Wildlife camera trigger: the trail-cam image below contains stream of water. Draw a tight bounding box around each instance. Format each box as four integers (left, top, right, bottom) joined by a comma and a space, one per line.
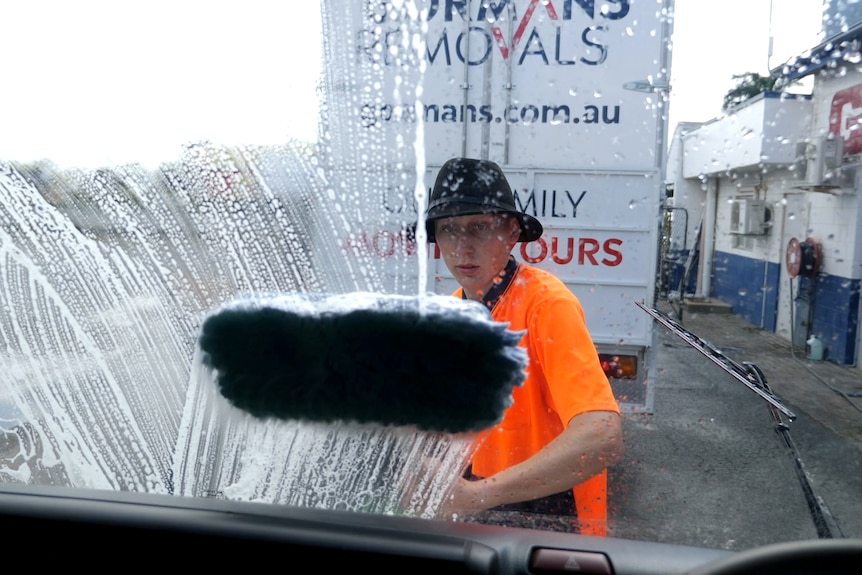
0, 140, 469, 518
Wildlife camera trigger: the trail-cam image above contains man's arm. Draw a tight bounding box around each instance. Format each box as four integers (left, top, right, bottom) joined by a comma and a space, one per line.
442, 410, 623, 515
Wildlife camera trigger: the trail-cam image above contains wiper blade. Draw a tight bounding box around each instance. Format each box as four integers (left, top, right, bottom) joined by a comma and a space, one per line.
638, 303, 846, 538
636, 302, 796, 421
743, 363, 843, 538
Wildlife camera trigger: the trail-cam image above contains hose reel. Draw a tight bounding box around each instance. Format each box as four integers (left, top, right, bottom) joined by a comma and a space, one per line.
785, 237, 820, 279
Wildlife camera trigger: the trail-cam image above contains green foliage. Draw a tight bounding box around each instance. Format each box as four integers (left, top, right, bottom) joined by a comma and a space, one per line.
722, 72, 781, 111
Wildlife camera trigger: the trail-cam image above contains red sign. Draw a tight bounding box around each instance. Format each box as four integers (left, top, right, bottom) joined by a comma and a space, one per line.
518, 237, 623, 266
342, 230, 623, 268
830, 84, 862, 155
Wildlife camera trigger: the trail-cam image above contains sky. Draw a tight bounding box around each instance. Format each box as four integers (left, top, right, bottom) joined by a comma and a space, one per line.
0, 1, 322, 168
0, 0, 825, 169
669, 0, 823, 129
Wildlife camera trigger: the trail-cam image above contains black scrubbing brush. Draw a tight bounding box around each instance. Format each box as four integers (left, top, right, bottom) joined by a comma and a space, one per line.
198, 293, 527, 433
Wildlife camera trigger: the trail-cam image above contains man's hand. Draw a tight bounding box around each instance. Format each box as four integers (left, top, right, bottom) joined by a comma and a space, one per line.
447, 412, 622, 514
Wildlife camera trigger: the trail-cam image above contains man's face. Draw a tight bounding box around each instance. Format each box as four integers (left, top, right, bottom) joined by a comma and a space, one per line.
434, 213, 520, 301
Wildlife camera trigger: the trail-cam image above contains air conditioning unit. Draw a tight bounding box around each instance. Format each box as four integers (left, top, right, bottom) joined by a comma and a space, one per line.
731, 199, 768, 235
795, 135, 844, 187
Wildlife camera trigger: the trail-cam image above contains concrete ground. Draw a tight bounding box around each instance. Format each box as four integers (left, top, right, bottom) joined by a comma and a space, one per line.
670, 301, 862, 448
609, 301, 862, 550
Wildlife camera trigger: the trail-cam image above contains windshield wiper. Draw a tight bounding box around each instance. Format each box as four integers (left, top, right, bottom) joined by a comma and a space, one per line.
638, 302, 845, 539
636, 302, 795, 420
743, 362, 844, 539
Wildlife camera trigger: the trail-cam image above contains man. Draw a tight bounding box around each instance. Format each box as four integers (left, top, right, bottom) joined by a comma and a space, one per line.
426, 157, 622, 536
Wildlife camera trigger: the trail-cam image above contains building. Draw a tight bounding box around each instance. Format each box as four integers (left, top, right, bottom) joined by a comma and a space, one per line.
666, 8, 862, 365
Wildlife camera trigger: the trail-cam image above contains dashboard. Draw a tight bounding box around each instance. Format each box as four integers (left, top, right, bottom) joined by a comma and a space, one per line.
3, 484, 859, 574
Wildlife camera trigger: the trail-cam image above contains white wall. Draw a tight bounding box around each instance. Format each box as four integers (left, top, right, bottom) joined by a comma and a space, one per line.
681, 95, 812, 179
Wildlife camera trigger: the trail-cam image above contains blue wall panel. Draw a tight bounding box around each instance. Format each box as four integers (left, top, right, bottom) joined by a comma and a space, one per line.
713, 250, 859, 365
798, 274, 860, 365
712, 251, 780, 331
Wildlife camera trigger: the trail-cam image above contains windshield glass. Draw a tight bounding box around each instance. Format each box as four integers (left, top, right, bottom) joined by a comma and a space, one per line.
1, 0, 860, 551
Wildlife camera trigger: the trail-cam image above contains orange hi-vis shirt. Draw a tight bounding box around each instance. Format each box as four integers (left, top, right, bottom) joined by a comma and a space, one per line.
458, 261, 620, 536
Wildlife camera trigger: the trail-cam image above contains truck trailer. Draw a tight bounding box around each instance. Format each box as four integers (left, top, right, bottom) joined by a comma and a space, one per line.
315, 0, 673, 414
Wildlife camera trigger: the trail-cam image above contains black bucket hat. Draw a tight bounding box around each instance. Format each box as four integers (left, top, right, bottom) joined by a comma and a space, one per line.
423, 158, 542, 243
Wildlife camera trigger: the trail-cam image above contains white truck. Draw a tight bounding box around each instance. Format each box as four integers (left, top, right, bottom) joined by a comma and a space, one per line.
316, 0, 672, 414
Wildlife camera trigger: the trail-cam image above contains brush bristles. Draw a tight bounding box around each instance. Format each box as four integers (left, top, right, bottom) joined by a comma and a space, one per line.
198, 293, 527, 433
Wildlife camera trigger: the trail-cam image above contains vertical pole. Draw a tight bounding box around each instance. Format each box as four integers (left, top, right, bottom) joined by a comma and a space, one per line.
701, 177, 718, 298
